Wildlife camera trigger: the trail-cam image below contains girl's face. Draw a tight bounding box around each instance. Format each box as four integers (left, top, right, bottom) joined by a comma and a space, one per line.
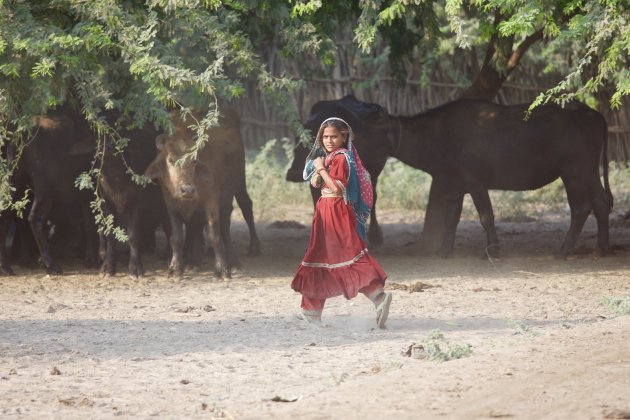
321, 126, 346, 153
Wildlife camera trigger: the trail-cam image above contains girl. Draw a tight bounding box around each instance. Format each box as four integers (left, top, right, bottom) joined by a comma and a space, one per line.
291, 117, 392, 328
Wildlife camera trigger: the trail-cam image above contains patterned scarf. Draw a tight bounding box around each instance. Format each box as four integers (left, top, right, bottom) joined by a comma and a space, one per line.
303, 117, 373, 240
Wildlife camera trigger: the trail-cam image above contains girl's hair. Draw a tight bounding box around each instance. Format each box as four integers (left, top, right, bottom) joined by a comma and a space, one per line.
316, 119, 350, 149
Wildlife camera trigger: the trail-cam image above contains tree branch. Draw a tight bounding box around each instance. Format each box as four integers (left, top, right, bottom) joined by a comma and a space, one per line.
507, 29, 544, 71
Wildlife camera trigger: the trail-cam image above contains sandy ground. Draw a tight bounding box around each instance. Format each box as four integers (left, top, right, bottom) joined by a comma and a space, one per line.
1, 206, 630, 419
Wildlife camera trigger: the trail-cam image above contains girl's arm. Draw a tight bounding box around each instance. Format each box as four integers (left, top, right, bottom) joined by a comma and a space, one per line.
317, 167, 340, 193
313, 155, 347, 193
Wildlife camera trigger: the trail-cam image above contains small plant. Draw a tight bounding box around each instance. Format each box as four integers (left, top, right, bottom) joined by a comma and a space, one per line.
508, 319, 539, 337
603, 296, 630, 316
403, 330, 472, 362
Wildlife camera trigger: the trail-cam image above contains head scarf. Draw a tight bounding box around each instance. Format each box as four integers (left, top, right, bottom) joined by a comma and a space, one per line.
303, 117, 373, 240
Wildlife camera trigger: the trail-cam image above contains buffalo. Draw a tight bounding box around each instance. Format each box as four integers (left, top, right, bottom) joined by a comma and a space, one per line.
145, 107, 261, 278
387, 99, 612, 258
6, 106, 99, 274
98, 124, 170, 277
288, 97, 612, 258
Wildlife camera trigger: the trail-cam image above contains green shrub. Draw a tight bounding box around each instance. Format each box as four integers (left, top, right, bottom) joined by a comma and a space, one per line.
375, 159, 431, 210
245, 138, 311, 221
508, 319, 539, 337
608, 162, 630, 211
603, 296, 630, 316
403, 330, 473, 362
420, 330, 472, 362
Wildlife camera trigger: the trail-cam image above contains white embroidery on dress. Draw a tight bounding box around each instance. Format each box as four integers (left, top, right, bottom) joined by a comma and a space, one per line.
301, 249, 368, 268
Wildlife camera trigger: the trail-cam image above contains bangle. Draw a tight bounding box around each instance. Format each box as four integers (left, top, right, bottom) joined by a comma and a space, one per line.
316, 167, 325, 175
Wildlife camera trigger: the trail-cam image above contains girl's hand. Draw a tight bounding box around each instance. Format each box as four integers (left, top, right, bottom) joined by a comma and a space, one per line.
310, 173, 322, 188
313, 157, 325, 170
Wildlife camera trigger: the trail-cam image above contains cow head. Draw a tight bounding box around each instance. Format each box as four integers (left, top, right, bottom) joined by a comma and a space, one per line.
145, 126, 200, 202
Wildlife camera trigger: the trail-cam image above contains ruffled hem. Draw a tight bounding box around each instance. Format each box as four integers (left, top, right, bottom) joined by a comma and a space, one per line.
291, 252, 387, 300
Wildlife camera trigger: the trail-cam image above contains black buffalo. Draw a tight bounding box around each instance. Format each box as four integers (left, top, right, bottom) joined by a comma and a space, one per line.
386, 99, 612, 258
288, 97, 612, 258
7, 106, 99, 274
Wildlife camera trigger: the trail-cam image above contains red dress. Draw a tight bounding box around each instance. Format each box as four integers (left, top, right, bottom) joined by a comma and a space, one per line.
291, 154, 387, 300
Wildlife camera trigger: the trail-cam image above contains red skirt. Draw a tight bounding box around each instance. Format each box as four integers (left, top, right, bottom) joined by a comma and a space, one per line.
291, 196, 387, 300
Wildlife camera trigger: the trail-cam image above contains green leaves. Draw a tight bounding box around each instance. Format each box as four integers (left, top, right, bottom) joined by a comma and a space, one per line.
0, 62, 19, 77
379, 2, 406, 25
31, 57, 56, 78
291, 0, 322, 17
75, 171, 95, 191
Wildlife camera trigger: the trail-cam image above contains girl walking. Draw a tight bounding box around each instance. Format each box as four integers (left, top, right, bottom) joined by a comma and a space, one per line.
291, 117, 392, 327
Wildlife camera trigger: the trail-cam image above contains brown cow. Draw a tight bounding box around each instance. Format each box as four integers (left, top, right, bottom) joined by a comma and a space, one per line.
145, 107, 260, 278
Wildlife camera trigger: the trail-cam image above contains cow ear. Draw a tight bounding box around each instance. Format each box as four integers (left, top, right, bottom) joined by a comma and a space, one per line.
155, 134, 167, 150
144, 160, 163, 180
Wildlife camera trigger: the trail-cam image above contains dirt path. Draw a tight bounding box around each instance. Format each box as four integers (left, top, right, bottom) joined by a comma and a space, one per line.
1, 209, 629, 419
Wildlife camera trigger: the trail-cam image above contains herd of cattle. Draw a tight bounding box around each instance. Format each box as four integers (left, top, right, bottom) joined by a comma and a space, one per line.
0, 105, 260, 278
288, 95, 613, 260
0, 95, 614, 278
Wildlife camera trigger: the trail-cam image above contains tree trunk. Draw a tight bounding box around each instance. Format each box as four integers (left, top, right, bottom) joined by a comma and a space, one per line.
459, 64, 507, 101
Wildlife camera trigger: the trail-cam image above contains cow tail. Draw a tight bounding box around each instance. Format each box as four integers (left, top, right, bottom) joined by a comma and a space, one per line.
602, 121, 613, 212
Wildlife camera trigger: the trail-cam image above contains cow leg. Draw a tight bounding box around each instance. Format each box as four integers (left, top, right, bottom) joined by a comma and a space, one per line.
28, 195, 61, 274
0, 212, 14, 275
80, 202, 99, 268
184, 212, 205, 269
590, 180, 611, 256
99, 230, 116, 277
469, 188, 500, 259
127, 207, 144, 278
14, 214, 38, 268
436, 190, 465, 258
204, 205, 230, 279
220, 196, 239, 269
98, 229, 106, 263
167, 211, 186, 277
367, 165, 385, 246
422, 181, 451, 254
160, 215, 172, 261
99, 203, 116, 276
556, 178, 592, 259
235, 184, 261, 256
